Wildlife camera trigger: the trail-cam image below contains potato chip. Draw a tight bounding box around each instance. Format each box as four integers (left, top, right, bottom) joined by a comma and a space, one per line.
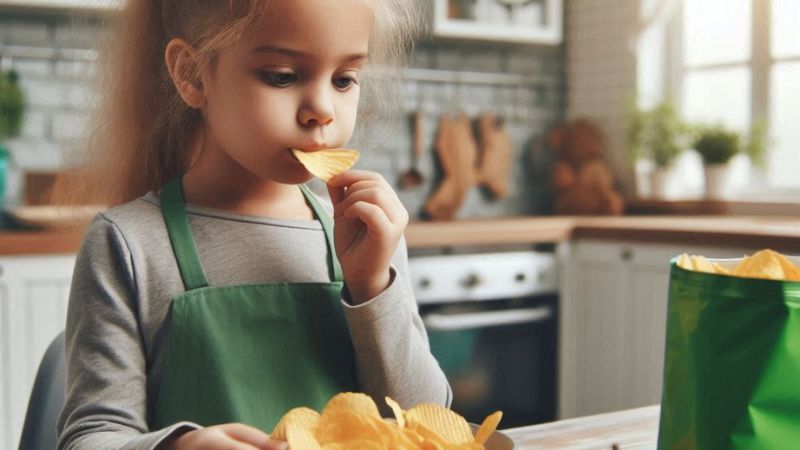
286, 423, 321, 450
677, 254, 692, 271
690, 255, 716, 274
321, 392, 381, 420
272, 407, 320, 441
292, 148, 359, 182
473, 411, 502, 445
712, 262, 731, 275
271, 392, 501, 449
405, 403, 474, 445
680, 249, 800, 281
316, 410, 386, 446
776, 253, 800, 281
385, 397, 407, 429
733, 249, 785, 280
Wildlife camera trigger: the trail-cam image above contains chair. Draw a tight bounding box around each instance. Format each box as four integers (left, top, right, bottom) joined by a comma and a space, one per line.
18, 331, 66, 450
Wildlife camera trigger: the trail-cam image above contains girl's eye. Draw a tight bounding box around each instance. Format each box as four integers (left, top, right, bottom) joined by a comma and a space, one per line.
333, 76, 357, 91
260, 71, 297, 87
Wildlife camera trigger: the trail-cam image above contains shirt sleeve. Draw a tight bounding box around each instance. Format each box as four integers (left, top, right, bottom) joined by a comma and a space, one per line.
56, 215, 202, 450
340, 235, 452, 413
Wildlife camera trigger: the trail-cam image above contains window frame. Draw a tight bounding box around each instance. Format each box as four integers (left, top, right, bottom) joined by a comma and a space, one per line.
671, 0, 800, 198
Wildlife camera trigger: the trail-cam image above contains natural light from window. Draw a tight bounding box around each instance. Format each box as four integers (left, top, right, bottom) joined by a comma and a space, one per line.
682, 0, 800, 193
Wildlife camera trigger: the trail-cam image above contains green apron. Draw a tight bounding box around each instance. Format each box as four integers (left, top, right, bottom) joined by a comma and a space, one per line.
151, 176, 359, 432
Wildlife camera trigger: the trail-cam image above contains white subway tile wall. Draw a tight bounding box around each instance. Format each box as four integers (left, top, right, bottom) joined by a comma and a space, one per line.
565, 0, 639, 193
1, 11, 565, 217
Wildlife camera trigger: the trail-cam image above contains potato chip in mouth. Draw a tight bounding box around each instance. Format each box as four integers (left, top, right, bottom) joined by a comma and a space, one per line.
291, 148, 359, 182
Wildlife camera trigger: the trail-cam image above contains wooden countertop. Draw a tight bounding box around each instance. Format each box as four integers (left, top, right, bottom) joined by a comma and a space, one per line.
406, 215, 800, 251
504, 405, 660, 449
2, 216, 800, 256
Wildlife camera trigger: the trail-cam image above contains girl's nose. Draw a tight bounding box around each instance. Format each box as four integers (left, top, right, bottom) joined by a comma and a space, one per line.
297, 86, 335, 127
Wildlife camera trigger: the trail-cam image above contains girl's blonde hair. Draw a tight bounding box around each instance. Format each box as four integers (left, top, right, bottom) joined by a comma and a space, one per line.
60, 0, 421, 206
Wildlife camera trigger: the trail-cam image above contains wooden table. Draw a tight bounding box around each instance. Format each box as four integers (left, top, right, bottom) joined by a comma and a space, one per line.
503, 406, 660, 449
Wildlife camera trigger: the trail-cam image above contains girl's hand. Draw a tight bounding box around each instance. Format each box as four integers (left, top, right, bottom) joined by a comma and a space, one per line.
327, 170, 409, 304
159, 423, 287, 450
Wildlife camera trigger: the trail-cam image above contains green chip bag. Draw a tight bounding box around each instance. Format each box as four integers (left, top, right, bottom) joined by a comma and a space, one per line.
658, 255, 800, 450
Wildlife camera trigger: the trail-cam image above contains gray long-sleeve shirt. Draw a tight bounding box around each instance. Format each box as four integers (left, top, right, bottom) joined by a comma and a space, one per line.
56, 190, 451, 450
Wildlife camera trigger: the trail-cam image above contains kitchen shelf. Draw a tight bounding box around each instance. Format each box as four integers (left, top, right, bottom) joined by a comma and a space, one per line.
433, 0, 563, 45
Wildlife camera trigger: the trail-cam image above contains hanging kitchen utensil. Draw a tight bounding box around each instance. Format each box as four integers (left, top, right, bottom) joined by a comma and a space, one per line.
398, 110, 425, 189
424, 113, 477, 221
476, 113, 512, 199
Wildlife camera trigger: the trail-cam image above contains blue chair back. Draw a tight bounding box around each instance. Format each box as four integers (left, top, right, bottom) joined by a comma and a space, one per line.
18, 331, 65, 450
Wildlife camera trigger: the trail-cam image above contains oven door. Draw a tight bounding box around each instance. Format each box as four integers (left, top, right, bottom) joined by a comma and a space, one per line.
421, 295, 557, 428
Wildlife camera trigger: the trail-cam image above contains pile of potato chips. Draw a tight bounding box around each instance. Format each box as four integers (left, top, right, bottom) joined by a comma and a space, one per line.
271, 392, 502, 449
677, 249, 800, 281
292, 148, 360, 182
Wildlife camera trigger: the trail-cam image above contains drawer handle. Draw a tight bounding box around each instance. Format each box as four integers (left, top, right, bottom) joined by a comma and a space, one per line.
422, 306, 553, 331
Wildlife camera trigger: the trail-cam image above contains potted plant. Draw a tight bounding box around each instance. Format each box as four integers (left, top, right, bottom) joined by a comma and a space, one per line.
0, 68, 25, 209
693, 125, 741, 199
743, 119, 769, 189
626, 100, 686, 198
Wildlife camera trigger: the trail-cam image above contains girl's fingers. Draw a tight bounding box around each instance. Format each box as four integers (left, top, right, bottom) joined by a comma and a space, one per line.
221, 423, 275, 449
343, 201, 393, 236
327, 169, 384, 187
335, 187, 405, 225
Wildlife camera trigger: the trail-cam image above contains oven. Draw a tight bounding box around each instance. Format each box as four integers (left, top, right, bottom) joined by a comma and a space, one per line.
409, 250, 558, 428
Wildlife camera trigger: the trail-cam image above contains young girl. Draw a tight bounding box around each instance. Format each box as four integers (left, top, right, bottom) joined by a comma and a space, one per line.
56, 1, 451, 449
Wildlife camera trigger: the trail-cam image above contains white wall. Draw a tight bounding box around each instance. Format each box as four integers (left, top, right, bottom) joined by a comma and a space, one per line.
565, 0, 640, 194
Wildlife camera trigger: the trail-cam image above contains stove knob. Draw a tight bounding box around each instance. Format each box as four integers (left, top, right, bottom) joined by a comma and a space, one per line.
419, 277, 432, 289
462, 273, 482, 288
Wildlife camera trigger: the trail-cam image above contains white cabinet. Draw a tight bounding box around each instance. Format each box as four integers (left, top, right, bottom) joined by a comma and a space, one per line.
557, 239, 758, 419
0, 254, 75, 450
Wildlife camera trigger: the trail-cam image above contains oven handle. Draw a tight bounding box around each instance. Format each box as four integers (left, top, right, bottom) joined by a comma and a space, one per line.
422, 306, 553, 331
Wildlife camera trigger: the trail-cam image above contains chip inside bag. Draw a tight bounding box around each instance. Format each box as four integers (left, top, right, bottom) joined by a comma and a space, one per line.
292, 148, 360, 182
677, 249, 800, 281
271, 392, 503, 449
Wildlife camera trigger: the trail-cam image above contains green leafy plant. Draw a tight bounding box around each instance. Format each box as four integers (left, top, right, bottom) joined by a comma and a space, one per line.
693, 125, 741, 165
0, 69, 24, 141
744, 118, 768, 169
626, 99, 687, 168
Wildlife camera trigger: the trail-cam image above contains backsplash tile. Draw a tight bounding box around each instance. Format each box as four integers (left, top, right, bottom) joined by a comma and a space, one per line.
0, 10, 564, 217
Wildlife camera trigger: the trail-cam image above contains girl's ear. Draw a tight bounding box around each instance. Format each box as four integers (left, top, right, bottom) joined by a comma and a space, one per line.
165, 38, 205, 108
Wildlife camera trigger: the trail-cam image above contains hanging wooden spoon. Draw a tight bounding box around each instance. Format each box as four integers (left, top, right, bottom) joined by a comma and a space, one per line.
398, 110, 425, 189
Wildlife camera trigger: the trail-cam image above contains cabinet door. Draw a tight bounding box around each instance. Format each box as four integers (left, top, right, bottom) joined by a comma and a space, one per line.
0, 254, 75, 450
558, 240, 756, 419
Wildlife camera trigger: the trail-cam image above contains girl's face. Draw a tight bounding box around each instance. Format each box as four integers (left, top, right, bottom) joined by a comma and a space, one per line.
199, 0, 373, 184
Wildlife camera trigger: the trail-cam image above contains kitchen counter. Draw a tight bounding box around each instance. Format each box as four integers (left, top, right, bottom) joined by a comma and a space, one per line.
505, 405, 659, 449
2, 215, 800, 255
405, 215, 800, 251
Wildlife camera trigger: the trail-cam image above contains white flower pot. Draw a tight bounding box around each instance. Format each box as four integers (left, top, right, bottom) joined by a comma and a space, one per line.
652, 166, 673, 199
704, 163, 731, 199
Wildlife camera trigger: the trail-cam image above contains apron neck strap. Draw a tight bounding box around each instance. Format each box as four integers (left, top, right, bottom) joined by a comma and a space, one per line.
299, 184, 343, 283
160, 176, 210, 291
160, 176, 343, 290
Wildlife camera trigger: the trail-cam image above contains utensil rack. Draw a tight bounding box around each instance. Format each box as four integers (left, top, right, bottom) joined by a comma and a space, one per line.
404, 67, 553, 87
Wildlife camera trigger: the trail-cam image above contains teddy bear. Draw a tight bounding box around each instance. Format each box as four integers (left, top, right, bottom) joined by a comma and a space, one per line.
548, 118, 625, 215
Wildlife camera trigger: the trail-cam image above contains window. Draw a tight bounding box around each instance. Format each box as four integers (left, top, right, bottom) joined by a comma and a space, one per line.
637, 0, 799, 197
680, 0, 800, 194
769, 0, 800, 189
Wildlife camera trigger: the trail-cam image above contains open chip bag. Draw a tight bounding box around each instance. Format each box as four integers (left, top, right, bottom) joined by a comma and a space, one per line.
658, 250, 800, 449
